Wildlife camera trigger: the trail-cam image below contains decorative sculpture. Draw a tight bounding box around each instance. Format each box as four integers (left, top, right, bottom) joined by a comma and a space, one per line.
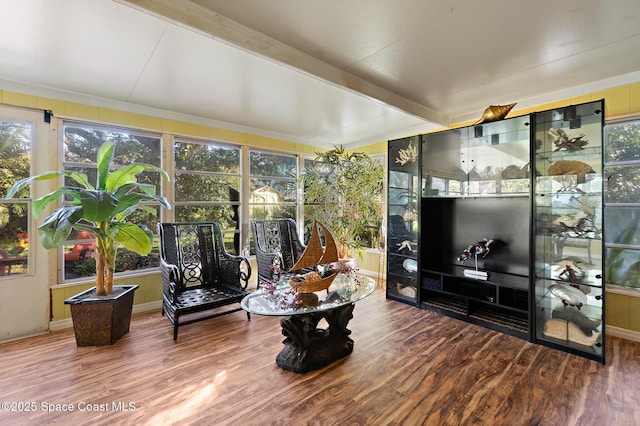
458, 238, 495, 280
288, 220, 339, 293
395, 143, 418, 166
548, 160, 594, 185
474, 103, 517, 124
548, 128, 589, 151
457, 239, 494, 264
549, 283, 588, 309
543, 318, 601, 347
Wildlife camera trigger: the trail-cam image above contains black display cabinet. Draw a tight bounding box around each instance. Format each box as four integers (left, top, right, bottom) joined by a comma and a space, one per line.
387, 136, 420, 305
387, 101, 605, 363
532, 100, 605, 363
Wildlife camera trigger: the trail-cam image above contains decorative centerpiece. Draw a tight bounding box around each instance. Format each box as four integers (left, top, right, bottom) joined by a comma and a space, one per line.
288, 220, 340, 293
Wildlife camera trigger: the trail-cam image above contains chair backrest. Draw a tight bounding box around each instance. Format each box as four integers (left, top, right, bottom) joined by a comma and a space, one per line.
251, 219, 306, 281
158, 222, 226, 288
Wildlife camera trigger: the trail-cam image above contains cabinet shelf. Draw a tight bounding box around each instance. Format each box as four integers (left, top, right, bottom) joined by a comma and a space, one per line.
421, 292, 529, 339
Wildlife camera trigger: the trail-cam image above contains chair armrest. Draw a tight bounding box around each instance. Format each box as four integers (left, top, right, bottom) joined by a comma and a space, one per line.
160, 258, 181, 303
219, 253, 252, 290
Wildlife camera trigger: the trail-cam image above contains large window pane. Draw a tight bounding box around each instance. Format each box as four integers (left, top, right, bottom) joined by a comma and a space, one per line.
249, 150, 297, 219
174, 205, 236, 230
175, 175, 240, 202
65, 125, 160, 166
604, 118, 640, 288
250, 151, 296, 177
606, 247, 640, 287
605, 207, 640, 246
175, 141, 240, 173
174, 140, 241, 254
0, 119, 32, 277
605, 167, 640, 203
62, 122, 162, 281
0, 202, 29, 276
605, 121, 640, 163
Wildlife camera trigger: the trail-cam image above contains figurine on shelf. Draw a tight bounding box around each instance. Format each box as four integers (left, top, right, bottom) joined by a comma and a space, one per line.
457, 239, 494, 264
555, 257, 586, 281
396, 240, 413, 253
395, 143, 418, 166
549, 283, 587, 310
543, 318, 601, 347
548, 128, 589, 151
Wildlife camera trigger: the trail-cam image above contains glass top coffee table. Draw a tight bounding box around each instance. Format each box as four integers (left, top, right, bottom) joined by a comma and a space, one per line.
241, 273, 376, 373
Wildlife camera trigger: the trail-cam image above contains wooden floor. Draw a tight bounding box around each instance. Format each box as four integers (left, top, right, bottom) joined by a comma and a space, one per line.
1, 288, 639, 426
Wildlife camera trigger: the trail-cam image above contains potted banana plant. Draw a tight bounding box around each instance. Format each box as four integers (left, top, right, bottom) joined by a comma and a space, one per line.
6, 141, 170, 345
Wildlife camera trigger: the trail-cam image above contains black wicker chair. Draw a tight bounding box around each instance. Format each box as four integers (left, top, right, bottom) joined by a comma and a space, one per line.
158, 222, 251, 340
251, 219, 310, 287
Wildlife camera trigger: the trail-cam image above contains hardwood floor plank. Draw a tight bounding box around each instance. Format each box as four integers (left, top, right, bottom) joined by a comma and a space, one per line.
1, 289, 639, 425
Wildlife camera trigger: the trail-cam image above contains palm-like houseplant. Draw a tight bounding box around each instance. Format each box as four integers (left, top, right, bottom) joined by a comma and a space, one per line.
7, 141, 170, 296
7, 141, 170, 346
302, 145, 384, 259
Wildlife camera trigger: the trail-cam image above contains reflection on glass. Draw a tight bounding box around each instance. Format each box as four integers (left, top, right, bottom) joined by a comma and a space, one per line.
605, 248, 640, 287
64, 244, 160, 281
250, 151, 297, 177
0, 202, 29, 277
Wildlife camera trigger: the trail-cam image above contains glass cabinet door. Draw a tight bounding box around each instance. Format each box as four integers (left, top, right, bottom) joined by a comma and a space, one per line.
387, 136, 420, 304
422, 116, 530, 197
533, 100, 605, 362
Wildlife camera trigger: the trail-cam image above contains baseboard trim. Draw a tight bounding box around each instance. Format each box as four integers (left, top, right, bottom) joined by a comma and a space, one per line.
606, 325, 640, 343
44, 295, 640, 344
49, 300, 162, 331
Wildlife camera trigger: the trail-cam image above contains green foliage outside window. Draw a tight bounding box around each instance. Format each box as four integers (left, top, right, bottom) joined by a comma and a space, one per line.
604, 120, 640, 288
0, 121, 31, 274
61, 124, 164, 281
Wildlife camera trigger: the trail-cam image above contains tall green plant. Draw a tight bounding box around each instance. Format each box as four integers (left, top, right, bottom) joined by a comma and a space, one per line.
302, 145, 383, 258
6, 142, 170, 295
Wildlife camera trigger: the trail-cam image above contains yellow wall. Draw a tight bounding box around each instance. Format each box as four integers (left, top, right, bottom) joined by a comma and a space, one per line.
3, 82, 640, 334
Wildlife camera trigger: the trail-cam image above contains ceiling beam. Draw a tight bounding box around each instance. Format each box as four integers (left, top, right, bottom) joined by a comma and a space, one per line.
120, 0, 447, 126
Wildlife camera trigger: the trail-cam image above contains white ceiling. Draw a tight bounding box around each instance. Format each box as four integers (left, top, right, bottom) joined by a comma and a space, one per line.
1, 0, 640, 150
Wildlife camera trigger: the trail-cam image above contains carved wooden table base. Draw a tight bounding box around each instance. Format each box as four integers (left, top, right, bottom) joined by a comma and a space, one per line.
276, 303, 355, 373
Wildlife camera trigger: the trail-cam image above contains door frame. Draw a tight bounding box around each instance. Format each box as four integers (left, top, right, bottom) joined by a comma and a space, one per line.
0, 105, 53, 342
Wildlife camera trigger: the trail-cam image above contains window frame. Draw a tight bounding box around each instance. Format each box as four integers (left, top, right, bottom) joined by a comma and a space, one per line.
603, 117, 640, 288
60, 120, 165, 283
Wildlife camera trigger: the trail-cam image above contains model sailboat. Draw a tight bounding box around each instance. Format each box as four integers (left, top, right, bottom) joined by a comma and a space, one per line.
288, 220, 339, 293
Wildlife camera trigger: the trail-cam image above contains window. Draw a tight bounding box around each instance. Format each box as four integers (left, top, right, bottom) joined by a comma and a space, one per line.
62, 122, 163, 281
249, 149, 298, 221
248, 149, 298, 253
173, 139, 241, 254
604, 119, 640, 288
0, 119, 32, 277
